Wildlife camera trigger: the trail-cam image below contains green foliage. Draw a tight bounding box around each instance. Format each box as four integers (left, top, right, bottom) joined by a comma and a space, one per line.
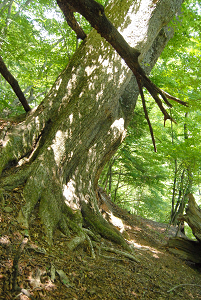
99, 104, 172, 222
99, 0, 201, 222
0, 0, 94, 115
0, 0, 110, 115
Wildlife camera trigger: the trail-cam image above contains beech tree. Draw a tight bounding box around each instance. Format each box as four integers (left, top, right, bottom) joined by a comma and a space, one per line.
0, 0, 184, 249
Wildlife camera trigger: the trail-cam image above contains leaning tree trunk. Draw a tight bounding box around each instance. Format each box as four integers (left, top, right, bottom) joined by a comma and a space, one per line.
0, 0, 183, 248
168, 194, 201, 263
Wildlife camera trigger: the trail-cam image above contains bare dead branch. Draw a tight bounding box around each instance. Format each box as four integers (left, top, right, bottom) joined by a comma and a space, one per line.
143, 79, 177, 126
136, 77, 157, 152
161, 89, 188, 106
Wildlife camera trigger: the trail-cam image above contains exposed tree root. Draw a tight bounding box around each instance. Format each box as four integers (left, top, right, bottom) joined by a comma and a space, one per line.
2, 157, 131, 253
83, 228, 100, 242
93, 243, 140, 263
1, 153, 133, 254
99, 246, 140, 263
67, 232, 86, 251
66, 225, 139, 262
85, 234, 96, 259
81, 200, 131, 252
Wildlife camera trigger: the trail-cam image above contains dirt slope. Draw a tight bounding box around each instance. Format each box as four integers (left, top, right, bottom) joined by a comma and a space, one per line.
0, 188, 201, 300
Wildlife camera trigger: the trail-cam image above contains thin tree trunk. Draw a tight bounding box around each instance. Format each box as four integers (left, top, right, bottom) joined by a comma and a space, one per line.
170, 160, 177, 221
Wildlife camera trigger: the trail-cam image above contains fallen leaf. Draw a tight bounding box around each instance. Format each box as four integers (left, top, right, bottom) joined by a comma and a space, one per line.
56, 269, 71, 287
50, 264, 56, 282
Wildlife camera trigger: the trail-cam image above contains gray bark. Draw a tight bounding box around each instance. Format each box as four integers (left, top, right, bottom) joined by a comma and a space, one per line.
0, 0, 183, 245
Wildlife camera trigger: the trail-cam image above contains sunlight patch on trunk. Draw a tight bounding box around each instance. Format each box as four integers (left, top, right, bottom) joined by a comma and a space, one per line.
51, 130, 67, 166
63, 180, 79, 210
55, 77, 62, 91
110, 118, 126, 139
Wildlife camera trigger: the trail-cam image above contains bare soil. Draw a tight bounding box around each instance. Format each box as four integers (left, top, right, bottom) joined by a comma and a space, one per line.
0, 187, 201, 300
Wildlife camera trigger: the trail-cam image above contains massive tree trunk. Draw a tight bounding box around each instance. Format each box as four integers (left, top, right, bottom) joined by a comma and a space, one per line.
0, 0, 183, 248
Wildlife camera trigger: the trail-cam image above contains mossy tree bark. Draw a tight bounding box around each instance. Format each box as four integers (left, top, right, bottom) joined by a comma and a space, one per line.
0, 0, 183, 248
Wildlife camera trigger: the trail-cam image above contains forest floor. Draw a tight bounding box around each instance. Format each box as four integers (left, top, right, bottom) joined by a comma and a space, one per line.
0, 187, 201, 300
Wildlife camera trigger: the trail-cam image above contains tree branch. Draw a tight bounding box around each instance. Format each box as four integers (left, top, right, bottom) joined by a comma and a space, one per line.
161, 89, 188, 106
57, 0, 86, 40
0, 56, 31, 112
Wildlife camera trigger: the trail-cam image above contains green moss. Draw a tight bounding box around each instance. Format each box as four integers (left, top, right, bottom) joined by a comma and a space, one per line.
106, 0, 134, 28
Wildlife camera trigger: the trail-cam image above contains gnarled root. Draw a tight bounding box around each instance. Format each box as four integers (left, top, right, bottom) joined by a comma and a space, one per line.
81, 201, 131, 252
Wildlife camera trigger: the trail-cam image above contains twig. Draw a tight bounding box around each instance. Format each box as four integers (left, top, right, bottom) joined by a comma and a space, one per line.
167, 284, 201, 293
143, 78, 176, 125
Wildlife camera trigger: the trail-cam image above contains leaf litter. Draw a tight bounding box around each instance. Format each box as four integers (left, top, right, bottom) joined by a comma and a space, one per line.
0, 188, 201, 299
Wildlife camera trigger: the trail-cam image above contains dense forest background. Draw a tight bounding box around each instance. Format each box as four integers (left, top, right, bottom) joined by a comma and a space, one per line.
0, 0, 200, 227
